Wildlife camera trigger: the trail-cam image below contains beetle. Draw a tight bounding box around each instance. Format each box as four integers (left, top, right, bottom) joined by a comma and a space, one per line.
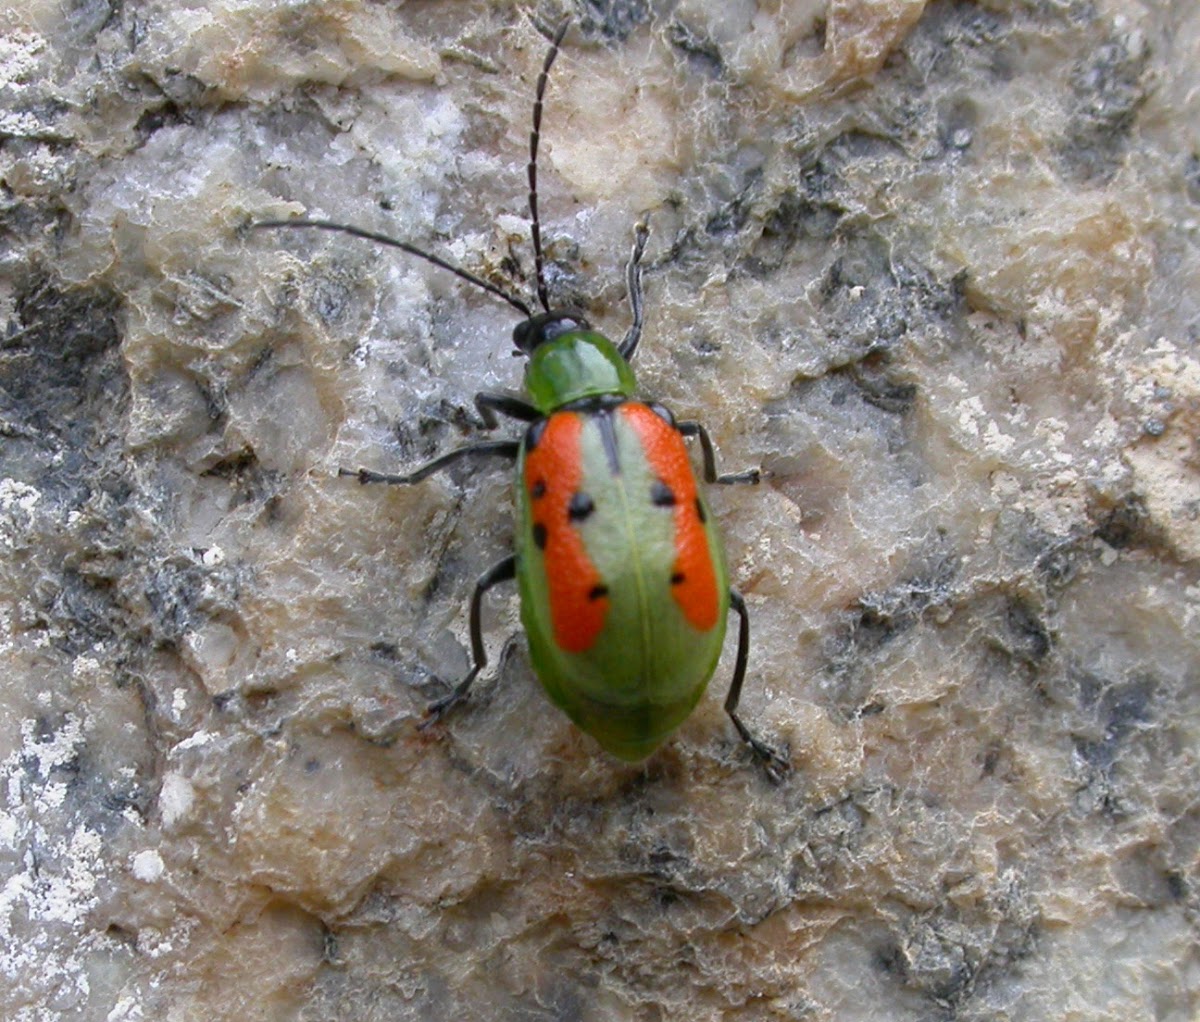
257, 22, 788, 778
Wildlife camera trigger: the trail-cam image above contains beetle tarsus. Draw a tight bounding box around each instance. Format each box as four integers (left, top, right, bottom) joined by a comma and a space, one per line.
716, 468, 760, 486
730, 713, 792, 782
418, 671, 479, 730
340, 466, 405, 485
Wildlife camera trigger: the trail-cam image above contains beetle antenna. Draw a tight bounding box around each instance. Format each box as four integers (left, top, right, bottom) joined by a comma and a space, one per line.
253, 218, 533, 318
528, 20, 569, 314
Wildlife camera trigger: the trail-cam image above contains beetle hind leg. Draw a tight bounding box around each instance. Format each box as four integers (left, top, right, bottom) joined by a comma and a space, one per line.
725, 588, 791, 782
418, 554, 517, 730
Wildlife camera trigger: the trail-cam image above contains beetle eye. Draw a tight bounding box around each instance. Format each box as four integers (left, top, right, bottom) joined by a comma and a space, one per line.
512, 318, 535, 353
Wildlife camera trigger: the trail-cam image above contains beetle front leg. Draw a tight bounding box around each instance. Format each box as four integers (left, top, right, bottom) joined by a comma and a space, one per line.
725, 588, 790, 782
419, 554, 517, 728
339, 439, 519, 486
677, 420, 760, 485
474, 391, 540, 429
618, 221, 650, 361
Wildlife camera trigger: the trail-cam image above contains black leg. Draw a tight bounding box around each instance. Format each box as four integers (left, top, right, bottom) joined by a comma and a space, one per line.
420, 554, 517, 728
677, 421, 760, 485
475, 391, 541, 428
618, 222, 650, 361
339, 440, 519, 486
725, 589, 790, 781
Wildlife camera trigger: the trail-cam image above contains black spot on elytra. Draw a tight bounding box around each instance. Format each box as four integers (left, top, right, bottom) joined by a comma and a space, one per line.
670, 572, 685, 586
530, 479, 546, 499
532, 523, 547, 550
694, 497, 707, 524
588, 584, 609, 601
651, 480, 676, 507
568, 492, 594, 521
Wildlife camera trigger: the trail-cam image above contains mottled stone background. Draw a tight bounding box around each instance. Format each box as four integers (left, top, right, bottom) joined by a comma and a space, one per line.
2, 0, 1198, 1019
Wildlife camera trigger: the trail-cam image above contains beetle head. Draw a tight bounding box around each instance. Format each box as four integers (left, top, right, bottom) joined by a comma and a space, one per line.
512, 312, 591, 356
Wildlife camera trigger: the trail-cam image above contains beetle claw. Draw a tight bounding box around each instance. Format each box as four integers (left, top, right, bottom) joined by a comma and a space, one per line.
748, 738, 792, 784
418, 691, 463, 731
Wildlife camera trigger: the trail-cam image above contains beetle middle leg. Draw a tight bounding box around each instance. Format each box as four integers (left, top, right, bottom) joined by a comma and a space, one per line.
339, 391, 537, 484
339, 439, 519, 486
677, 420, 760, 485
724, 588, 790, 782
419, 554, 517, 728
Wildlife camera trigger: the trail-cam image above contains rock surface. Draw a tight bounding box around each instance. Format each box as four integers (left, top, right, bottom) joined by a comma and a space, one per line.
1, 1, 1197, 1020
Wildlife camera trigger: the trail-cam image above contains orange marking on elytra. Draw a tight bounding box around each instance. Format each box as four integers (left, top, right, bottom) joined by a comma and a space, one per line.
524, 412, 609, 653
621, 403, 720, 631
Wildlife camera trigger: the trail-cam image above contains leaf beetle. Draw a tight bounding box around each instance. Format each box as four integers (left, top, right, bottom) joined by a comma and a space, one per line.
258, 21, 788, 779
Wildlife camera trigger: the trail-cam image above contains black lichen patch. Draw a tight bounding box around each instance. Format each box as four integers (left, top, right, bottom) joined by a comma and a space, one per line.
1091, 492, 1158, 551
811, 232, 967, 362
702, 170, 762, 242
899, 0, 1012, 83
878, 895, 1039, 1010
990, 508, 1081, 592
37, 569, 124, 657
995, 596, 1054, 667
843, 355, 920, 416
666, 18, 723, 77
2, 275, 125, 459
200, 445, 283, 512
140, 555, 238, 649
1068, 669, 1159, 816
827, 548, 961, 680
741, 184, 843, 275
390, 397, 484, 468
133, 98, 192, 145
1059, 34, 1151, 184
739, 131, 905, 278
575, 0, 652, 43
2, 278, 140, 658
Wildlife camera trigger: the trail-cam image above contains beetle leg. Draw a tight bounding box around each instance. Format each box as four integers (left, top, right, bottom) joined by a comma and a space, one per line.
725, 588, 790, 782
339, 440, 519, 486
618, 221, 650, 360
420, 554, 517, 728
676, 421, 760, 485
475, 391, 541, 428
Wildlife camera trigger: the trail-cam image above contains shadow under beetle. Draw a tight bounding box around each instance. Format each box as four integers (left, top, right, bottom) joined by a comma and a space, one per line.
258, 21, 788, 780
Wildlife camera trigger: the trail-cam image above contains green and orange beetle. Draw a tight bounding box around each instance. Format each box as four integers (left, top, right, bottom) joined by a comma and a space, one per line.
258, 22, 787, 778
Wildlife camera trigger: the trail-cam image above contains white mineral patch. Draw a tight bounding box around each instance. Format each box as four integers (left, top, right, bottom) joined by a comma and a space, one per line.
130, 849, 165, 883
158, 773, 195, 830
